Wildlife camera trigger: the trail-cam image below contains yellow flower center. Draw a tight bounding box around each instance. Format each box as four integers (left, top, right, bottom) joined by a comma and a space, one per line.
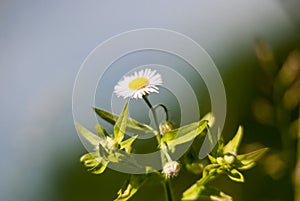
128, 77, 149, 90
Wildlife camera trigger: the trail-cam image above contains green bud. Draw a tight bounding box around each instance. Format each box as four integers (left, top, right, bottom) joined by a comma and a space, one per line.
224, 154, 236, 164
159, 121, 175, 135
105, 136, 118, 150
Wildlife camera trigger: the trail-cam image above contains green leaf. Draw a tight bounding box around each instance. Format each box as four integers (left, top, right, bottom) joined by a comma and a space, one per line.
94, 106, 156, 135
210, 130, 224, 158
223, 126, 243, 155
237, 147, 269, 170
76, 124, 102, 147
95, 124, 108, 137
114, 102, 129, 144
181, 183, 206, 201
208, 154, 217, 164
114, 175, 147, 201
162, 120, 208, 150
227, 169, 244, 183
119, 135, 138, 153
80, 152, 108, 174
201, 112, 215, 127
202, 164, 220, 179
182, 184, 232, 201
210, 191, 233, 201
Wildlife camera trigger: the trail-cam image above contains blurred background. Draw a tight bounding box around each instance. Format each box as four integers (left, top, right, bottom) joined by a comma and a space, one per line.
1, 0, 300, 201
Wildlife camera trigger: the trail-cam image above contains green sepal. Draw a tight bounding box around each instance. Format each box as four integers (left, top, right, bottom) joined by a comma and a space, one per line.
223, 126, 243, 155
162, 120, 208, 150
114, 175, 148, 201
227, 168, 244, 183
114, 102, 129, 144
119, 135, 138, 153
202, 164, 220, 179
207, 154, 217, 164
237, 147, 269, 170
94, 106, 156, 135
76, 123, 102, 148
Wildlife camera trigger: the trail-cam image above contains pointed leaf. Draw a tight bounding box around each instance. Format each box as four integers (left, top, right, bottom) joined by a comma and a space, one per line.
210, 191, 233, 201
114, 175, 147, 201
201, 112, 215, 127
208, 154, 217, 164
211, 130, 224, 157
237, 147, 269, 170
76, 124, 102, 148
223, 126, 243, 155
114, 102, 129, 143
163, 120, 208, 150
181, 183, 206, 201
182, 184, 232, 201
95, 124, 108, 137
227, 169, 244, 183
120, 135, 138, 153
202, 164, 220, 179
94, 107, 156, 135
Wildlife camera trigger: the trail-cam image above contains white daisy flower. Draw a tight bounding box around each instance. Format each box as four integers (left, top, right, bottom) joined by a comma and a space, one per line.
114, 69, 162, 99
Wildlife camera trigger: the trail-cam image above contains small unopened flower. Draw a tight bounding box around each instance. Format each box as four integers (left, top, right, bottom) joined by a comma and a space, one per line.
159, 121, 175, 135
105, 136, 118, 150
224, 154, 236, 164
162, 161, 180, 178
114, 69, 162, 99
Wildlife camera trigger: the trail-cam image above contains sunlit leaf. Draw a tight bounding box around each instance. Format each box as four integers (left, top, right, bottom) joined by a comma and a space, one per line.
114, 175, 147, 201
182, 184, 232, 201
94, 106, 156, 135
210, 130, 224, 158
202, 164, 219, 178
76, 124, 102, 147
80, 152, 108, 174
208, 154, 217, 164
223, 126, 243, 155
162, 120, 208, 150
227, 169, 244, 183
114, 102, 128, 144
119, 135, 138, 153
237, 147, 269, 170
210, 191, 233, 201
181, 183, 206, 201
95, 124, 108, 137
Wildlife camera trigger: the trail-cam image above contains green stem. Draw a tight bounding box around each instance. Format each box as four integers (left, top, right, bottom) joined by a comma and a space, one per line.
142, 95, 174, 201
143, 95, 161, 141
164, 179, 174, 201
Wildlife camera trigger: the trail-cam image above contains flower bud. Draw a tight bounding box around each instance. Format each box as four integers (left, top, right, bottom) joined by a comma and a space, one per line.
159, 121, 175, 135
105, 136, 118, 150
162, 161, 181, 178
224, 154, 236, 164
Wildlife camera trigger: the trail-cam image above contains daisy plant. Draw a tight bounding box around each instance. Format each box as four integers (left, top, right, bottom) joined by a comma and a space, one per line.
76, 68, 268, 201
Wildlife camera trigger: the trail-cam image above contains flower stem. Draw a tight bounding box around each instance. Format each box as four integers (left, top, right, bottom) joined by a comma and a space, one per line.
163, 179, 174, 201
142, 95, 174, 201
142, 95, 161, 138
